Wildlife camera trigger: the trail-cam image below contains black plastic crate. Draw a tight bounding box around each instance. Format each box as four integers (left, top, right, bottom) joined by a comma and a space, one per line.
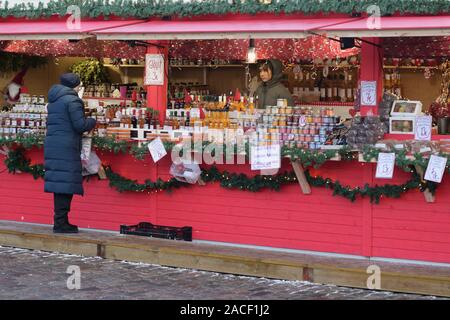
120, 222, 192, 241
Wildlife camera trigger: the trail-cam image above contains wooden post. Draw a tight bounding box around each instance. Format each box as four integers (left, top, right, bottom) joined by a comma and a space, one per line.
359, 37, 383, 116
291, 160, 312, 195
414, 165, 435, 203
146, 41, 169, 126
197, 177, 206, 186
97, 166, 107, 180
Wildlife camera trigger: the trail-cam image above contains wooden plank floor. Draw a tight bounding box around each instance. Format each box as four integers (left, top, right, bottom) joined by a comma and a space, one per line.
0, 220, 449, 297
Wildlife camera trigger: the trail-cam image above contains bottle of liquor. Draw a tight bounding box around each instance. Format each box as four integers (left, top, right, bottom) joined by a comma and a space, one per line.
338, 73, 346, 103
319, 75, 326, 102
326, 75, 332, 102
248, 96, 255, 114
384, 72, 392, 94
347, 73, 354, 102
332, 71, 338, 102
131, 109, 137, 129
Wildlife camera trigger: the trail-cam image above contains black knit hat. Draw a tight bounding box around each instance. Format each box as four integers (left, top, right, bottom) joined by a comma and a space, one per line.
60, 73, 81, 88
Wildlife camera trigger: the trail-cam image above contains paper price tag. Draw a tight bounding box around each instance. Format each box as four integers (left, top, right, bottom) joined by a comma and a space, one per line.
250, 144, 281, 171
415, 115, 432, 141
375, 152, 395, 179
148, 137, 167, 163
361, 81, 377, 106
424, 155, 447, 183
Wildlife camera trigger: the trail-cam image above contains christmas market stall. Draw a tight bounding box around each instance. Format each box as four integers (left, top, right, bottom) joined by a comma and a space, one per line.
0, 1, 449, 264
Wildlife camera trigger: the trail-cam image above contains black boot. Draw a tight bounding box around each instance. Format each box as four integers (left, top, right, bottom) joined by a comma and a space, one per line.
64, 216, 79, 231
53, 221, 78, 234
53, 193, 78, 234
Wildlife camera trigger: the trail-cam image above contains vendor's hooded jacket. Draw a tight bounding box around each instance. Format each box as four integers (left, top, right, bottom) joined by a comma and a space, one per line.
255, 59, 294, 108
44, 85, 96, 195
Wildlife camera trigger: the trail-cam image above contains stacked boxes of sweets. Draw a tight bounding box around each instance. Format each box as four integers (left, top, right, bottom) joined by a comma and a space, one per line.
256, 105, 339, 149
345, 115, 386, 150
0, 94, 47, 139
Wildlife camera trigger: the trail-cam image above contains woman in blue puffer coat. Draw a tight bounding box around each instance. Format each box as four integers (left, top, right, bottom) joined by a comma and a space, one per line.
44, 73, 96, 234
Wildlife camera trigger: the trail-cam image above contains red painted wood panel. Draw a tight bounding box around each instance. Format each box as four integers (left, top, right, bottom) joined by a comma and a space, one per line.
1, 149, 450, 264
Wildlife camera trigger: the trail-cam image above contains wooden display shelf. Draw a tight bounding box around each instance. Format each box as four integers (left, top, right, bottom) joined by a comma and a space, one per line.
104, 64, 144, 68
170, 64, 245, 68
383, 65, 440, 70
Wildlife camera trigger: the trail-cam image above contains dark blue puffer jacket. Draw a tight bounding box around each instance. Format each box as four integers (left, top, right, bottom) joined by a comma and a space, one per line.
44, 85, 96, 195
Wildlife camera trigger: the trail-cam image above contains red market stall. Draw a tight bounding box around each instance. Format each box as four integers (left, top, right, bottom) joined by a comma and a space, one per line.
1, 9, 450, 265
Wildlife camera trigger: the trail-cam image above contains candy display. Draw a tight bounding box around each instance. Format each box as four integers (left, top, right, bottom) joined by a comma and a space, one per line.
346, 115, 387, 150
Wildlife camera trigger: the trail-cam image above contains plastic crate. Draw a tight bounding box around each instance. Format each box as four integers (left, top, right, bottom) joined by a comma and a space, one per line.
120, 222, 192, 241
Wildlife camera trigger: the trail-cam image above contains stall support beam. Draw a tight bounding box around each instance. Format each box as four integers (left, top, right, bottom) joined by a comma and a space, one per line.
291, 160, 312, 195
414, 165, 436, 203
359, 37, 383, 116
146, 41, 169, 126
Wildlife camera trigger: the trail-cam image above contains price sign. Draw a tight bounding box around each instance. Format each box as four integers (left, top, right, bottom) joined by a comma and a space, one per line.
148, 137, 167, 163
145, 54, 164, 85
424, 155, 447, 183
375, 152, 395, 179
415, 115, 432, 141
361, 81, 377, 106
250, 144, 281, 171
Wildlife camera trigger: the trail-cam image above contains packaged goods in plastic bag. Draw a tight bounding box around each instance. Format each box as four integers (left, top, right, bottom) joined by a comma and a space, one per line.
82, 150, 101, 176
80, 136, 92, 161
169, 160, 201, 184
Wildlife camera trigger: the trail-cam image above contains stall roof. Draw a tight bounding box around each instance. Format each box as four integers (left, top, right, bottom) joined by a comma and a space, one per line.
93, 17, 360, 40
0, 20, 145, 40
317, 15, 450, 37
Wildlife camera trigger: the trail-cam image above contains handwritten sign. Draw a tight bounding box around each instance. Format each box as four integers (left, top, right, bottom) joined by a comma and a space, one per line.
299, 115, 307, 127
148, 137, 167, 163
251, 144, 281, 171
145, 54, 164, 85
361, 81, 377, 106
415, 115, 432, 141
424, 155, 447, 183
375, 152, 395, 179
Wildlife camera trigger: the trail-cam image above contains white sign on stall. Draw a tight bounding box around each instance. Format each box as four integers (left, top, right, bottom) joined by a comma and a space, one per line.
375, 152, 395, 179
360, 81, 377, 106
415, 115, 432, 141
148, 137, 167, 163
145, 54, 165, 85
424, 155, 447, 183
250, 144, 281, 171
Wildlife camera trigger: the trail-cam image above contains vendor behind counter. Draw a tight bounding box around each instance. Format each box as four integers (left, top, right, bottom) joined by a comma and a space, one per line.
255, 59, 294, 109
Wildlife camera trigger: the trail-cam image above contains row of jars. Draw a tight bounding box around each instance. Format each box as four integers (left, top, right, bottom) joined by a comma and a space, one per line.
256, 139, 323, 150
0, 127, 45, 137
261, 114, 339, 126
257, 132, 328, 143
0, 118, 47, 128
264, 106, 335, 116
258, 124, 335, 136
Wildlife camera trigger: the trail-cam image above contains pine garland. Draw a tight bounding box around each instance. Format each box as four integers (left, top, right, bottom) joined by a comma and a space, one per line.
0, 147, 444, 203
0, 0, 448, 19
4, 148, 45, 179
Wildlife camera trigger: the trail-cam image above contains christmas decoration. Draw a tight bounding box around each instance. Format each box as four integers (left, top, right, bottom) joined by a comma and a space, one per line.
1, 147, 445, 203
0, 0, 448, 19
69, 58, 110, 85
1, 138, 448, 202
2, 68, 28, 104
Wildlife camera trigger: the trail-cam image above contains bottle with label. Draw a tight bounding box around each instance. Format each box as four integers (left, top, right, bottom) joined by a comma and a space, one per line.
248, 96, 255, 114
347, 74, 354, 102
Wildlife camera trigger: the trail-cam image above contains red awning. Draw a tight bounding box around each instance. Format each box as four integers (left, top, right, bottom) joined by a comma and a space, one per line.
318, 16, 450, 37
93, 17, 358, 40
0, 20, 145, 40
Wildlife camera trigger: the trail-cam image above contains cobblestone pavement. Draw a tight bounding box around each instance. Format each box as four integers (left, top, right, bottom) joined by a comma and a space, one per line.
0, 246, 445, 300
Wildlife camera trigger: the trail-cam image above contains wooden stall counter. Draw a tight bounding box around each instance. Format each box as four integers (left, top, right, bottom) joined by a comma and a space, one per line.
0, 146, 449, 264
